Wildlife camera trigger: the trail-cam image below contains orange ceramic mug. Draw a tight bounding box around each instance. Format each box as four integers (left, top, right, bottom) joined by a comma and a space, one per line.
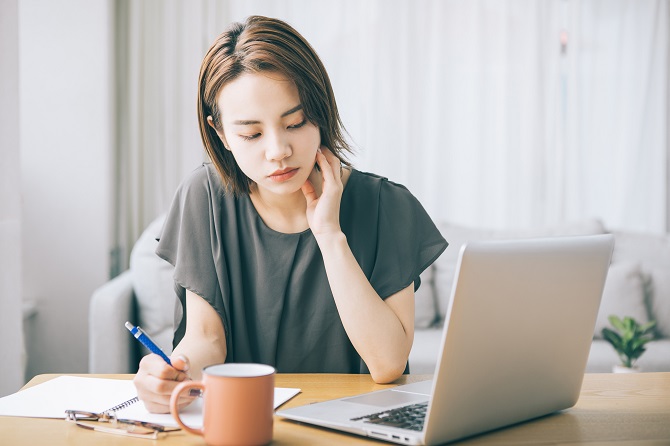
170, 363, 275, 446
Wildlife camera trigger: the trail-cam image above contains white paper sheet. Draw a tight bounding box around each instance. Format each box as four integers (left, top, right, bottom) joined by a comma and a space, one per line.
0, 376, 300, 428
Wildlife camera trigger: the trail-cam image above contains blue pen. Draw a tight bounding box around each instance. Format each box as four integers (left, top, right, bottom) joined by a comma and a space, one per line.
125, 321, 172, 366
125, 321, 201, 397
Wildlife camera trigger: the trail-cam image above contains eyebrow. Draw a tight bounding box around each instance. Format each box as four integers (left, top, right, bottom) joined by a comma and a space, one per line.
232, 104, 303, 125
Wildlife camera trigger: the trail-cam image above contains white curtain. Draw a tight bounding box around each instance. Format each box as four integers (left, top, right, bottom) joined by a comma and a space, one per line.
113, 0, 225, 273
114, 0, 669, 270
567, 1, 669, 232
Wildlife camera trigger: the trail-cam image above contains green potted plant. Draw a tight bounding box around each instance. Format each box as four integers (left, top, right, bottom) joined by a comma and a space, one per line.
601, 315, 656, 373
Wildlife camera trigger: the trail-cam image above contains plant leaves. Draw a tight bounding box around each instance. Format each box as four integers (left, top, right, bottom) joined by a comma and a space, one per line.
602, 328, 623, 351
604, 315, 654, 367
640, 320, 657, 336
609, 315, 626, 332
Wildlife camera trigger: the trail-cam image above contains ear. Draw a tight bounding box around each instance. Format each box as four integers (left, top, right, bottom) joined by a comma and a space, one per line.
207, 116, 230, 151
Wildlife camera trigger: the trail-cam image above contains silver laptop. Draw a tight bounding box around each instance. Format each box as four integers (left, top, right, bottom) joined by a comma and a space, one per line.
277, 234, 614, 445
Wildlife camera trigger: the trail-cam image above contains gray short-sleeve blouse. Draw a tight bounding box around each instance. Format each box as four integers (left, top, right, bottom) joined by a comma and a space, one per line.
156, 163, 447, 374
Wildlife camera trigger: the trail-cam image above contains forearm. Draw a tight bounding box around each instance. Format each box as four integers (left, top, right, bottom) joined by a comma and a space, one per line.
172, 333, 226, 380
317, 232, 414, 383
173, 290, 228, 379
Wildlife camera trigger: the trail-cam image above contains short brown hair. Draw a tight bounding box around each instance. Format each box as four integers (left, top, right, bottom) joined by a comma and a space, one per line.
198, 15, 353, 196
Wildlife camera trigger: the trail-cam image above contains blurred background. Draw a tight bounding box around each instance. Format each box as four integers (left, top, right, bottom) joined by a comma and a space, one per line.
1, 0, 668, 396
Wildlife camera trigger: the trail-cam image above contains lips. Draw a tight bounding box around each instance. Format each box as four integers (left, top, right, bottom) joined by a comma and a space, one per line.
268, 167, 299, 182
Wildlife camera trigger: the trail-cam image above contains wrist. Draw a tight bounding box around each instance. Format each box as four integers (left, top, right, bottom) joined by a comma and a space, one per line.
313, 230, 347, 251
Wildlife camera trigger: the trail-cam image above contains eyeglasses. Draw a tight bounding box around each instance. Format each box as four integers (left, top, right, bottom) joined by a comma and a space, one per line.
65, 409, 180, 439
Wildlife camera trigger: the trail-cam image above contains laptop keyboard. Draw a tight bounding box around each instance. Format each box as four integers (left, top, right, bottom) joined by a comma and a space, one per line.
351, 402, 427, 432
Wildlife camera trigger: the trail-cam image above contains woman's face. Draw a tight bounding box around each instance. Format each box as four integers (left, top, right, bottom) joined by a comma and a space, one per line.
214, 71, 321, 196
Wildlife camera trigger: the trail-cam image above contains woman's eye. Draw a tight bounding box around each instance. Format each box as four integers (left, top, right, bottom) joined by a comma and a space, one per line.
288, 119, 307, 129
239, 133, 260, 141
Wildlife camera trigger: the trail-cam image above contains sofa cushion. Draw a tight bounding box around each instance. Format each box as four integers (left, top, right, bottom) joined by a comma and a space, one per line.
129, 214, 176, 354
594, 262, 649, 338
414, 268, 437, 329
611, 230, 670, 337
433, 219, 606, 321
409, 328, 443, 374
653, 272, 670, 337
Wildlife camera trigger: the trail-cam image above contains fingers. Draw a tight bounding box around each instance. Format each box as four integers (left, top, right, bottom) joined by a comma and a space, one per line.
315, 147, 343, 187
138, 375, 196, 413
141, 353, 189, 381
134, 353, 194, 414
301, 179, 318, 204
316, 146, 342, 177
171, 354, 191, 376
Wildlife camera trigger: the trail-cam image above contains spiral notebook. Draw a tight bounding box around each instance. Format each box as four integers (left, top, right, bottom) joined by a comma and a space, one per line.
0, 376, 300, 428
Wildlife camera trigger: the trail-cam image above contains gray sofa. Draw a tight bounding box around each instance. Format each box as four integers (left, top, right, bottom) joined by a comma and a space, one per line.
89, 216, 176, 373
89, 217, 670, 374
409, 220, 670, 374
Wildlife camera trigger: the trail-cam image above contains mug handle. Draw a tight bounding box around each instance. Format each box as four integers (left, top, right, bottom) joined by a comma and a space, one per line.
170, 381, 205, 436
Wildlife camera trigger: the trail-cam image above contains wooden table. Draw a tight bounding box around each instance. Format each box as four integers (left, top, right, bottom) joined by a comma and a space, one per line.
0, 373, 669, 445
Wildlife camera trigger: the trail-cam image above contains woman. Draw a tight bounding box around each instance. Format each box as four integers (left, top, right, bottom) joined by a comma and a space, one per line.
135, 15, 448, 413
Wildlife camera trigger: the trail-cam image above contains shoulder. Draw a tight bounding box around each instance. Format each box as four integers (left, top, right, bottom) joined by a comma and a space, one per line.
158, 163, 238, 259
176, 163, 227, 202
341, 170, 424, 237
347, 170, 419, 209
167, 163, 238, 223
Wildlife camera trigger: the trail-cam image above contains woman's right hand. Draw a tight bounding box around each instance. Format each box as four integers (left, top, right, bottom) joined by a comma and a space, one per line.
133, 353, 194, 413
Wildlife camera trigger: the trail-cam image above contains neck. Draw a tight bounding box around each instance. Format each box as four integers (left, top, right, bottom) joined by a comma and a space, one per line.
249, 169, 327, 233
252, 186, 307, 216
249, 185, 312, 235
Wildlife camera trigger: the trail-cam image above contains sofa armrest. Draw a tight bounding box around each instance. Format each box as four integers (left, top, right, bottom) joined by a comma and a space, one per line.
88, 270, 137, 373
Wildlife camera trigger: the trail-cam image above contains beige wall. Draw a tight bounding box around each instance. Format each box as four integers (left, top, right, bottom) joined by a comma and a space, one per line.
0, 0, 24, 397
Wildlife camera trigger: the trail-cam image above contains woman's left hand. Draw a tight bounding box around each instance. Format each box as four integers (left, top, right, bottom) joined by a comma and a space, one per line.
301, 147, 344, 237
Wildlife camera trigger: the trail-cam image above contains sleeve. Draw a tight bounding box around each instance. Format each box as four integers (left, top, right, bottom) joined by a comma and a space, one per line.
155, 165, 227, 348
369, 180, 448, 299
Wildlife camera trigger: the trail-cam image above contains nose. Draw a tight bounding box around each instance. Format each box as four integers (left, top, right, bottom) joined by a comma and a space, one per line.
265, 131, 292, 161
